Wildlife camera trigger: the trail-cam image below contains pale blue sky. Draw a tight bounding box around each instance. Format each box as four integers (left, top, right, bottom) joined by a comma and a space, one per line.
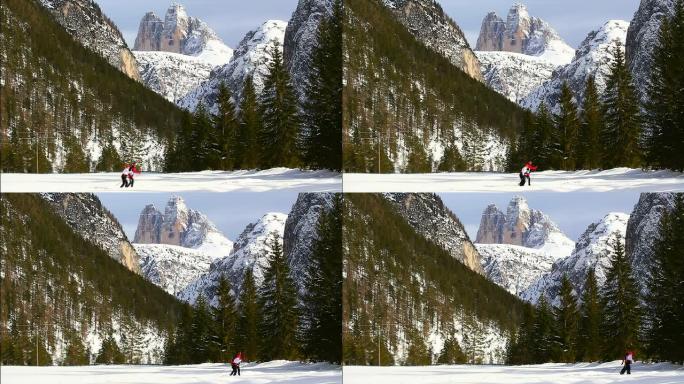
440, 191, 642, 241
439, 0, 641, 48
96, 0, 299, 48
97, 192, 299, 241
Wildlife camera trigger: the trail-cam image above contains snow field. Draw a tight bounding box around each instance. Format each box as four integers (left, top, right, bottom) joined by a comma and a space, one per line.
1, 168, 341, 192
343, 168, 684, 193
344, 361, 684, 384
1, 360, 341, 384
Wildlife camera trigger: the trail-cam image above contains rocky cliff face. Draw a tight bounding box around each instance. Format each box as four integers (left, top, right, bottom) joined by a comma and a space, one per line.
521, 212, 629, 305
283, 193, 337, 293
385, 193, 484, 274
625, 192, 678, 295
475, 3, 574, 65
135, 243, 215, 296
178, 20, 287, 113
283, 0, 334, 102
134, 51, 214, 103
625, 0, 676, 103
521, 20, 629, 112
39, 0, 141, 80
177, 212, 288, 305
133, 196, 233, 258
475, 196, 574, 258
42, 193, 141, 273
133, 3, 233, 66
383, 0, 482, 80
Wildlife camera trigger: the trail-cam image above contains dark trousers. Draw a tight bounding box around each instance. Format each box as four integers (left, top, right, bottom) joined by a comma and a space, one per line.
620, 362, 631, 375
128, 177, 134, 187
120, 175, 129, 188
230, 364, 240, 376
519, 173, 530, 186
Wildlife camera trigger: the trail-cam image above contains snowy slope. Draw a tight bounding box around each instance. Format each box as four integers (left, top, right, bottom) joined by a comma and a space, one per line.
134, 51, 214, 103
476, 51, 557, 103
476, 243, 555, 296
135, 243, 215, 296
521, 212, 629, 305
0, 168, 342, 193
342, 168, 684, 193
179, 20, 287, 114
345, 362, 684, 384
476, 3, 575, 66
521, 20, 629, 112
2, 361, 342, 384
178, 213, 287, 306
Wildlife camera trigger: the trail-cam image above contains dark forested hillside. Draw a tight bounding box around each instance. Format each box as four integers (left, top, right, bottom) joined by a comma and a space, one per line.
343, 0, 529, 173
0, 0, 189, 173
0, 194, 187, 365
343, 194, 529, 365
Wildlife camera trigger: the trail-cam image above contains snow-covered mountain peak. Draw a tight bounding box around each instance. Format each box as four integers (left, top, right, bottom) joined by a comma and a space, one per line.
476, 196, 574, 258
133, 196, 232, 258
520, 212, 629, 305
476, 2, 574, 66
520, 19, 628, 112
178, 19, 287, 113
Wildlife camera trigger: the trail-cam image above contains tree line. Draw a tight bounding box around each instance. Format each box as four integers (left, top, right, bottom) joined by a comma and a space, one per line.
508, 195, 684, 364
164, 195, 342, 364
510, 2, 684, 172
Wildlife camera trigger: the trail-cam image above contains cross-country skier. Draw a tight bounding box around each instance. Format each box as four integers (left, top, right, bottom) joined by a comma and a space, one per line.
230, 352, 243, 376
519, 161, 538, 186
620, 350, 634, 375
127, 162, 141, 188
120, 164, 130, 188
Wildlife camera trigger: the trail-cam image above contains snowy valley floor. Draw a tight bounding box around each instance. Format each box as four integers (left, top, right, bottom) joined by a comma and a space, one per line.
344, 361, 684, 384
1, 360, 341, 384
344, 168, 684, 192
1, 168, 341, 193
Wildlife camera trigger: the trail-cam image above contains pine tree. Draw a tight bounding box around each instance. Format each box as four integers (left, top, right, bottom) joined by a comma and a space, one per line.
190, 295, 215, 363
533, 294, 555, 363
258, 235, 300, 360
554, 274, 579, 362
578, 76, 604, 170
302, 0, 342, 170
95, 140, 122, 172
578, 268, 602, 362
437, 143, 466, 172
533, 102, 555, 168
437, 336, 466, 364
301, 195, 342, 362
236, 269, 260, 362
404, 329, 431, 365
645, 0, 684, 171
63, 136, 90, 173
600, 235, 641, 360
507, 305, 536, 364
63, 331, 89, 365
554, 82, 581, 170
236, 76, 261, 169
461, 312, 486, 364
258, 42, 301, 168
601, 43, 642, 168
95, 334, 125, 364
190, 103, 214, 170
215, 82, 239, 169
645, 194, 684, 362
213, 275, 238, 361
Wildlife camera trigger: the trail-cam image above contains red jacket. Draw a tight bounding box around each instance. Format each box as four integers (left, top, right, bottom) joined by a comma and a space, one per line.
127, 165, 141, 178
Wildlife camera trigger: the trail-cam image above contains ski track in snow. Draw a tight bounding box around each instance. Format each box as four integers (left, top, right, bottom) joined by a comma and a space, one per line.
344, 362, 684, 384
344, 168, 684, 193
1, 168, 341, 193
1, 361, 341, 384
